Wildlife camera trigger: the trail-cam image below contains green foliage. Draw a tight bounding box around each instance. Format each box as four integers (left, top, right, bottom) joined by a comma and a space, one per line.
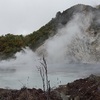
0, 33, 25, 58
25, 19, 56, 50
0, 18, 57, 59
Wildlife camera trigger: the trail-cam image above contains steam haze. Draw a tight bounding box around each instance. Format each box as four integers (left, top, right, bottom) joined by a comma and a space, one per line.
0, 2, 100, 89
37, 10, 99, 63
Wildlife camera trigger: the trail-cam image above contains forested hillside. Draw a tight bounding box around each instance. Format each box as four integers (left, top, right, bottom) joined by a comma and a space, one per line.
0, 4, 99, 60
0, 34, 26, 59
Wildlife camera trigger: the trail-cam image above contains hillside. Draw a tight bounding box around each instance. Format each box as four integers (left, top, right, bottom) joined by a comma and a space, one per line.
25, 4, 99, 50
0, 4, 100, 60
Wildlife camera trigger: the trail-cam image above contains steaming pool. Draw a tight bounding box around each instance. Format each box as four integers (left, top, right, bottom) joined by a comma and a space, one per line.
0, 61, 100, 89
0, 49, 100, 89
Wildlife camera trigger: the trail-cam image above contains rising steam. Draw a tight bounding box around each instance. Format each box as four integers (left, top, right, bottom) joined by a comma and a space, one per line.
36, 8, 100, 63
0, 5, 100, 89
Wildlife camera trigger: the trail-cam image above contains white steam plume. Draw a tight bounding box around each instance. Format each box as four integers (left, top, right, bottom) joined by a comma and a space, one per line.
37, 11, 97, 63
0, 7, 100, 89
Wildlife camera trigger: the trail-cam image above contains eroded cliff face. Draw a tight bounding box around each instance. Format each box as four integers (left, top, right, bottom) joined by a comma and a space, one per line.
36, 4, 100, 63
66, 7, 100, 63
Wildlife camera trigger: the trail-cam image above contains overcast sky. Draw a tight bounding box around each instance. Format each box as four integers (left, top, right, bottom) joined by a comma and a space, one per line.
0, 0, 100, 35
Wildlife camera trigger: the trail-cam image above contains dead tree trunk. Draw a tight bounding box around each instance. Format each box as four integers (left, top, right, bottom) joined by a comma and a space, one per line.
37, 66, 45, 92
40, 56, 50, 100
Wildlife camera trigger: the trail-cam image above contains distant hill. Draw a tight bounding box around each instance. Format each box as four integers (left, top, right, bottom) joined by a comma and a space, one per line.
25, 4, 99, 50
0, 4, 100, 60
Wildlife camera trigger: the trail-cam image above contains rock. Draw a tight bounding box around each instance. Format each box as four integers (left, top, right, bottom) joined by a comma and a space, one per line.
56, 75, 100, 100
60, 93, 70, 100
74, 96, 80, 100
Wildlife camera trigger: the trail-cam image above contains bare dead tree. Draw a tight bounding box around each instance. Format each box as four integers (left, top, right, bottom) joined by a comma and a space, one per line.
48, 80, 51, 96
37, 56, 50, 100
40, 56, 49, 92
37, 66, 45, 92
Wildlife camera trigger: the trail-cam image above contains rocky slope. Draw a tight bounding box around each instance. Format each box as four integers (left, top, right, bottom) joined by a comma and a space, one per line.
0, 87, 61, 100
56, 75, 100, 100
0, 4, 100, 60
36, 4, 100, 63
28, 4, 100, 51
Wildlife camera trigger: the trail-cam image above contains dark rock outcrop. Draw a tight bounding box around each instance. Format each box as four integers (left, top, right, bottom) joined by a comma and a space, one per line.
56, 75, 100, 100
